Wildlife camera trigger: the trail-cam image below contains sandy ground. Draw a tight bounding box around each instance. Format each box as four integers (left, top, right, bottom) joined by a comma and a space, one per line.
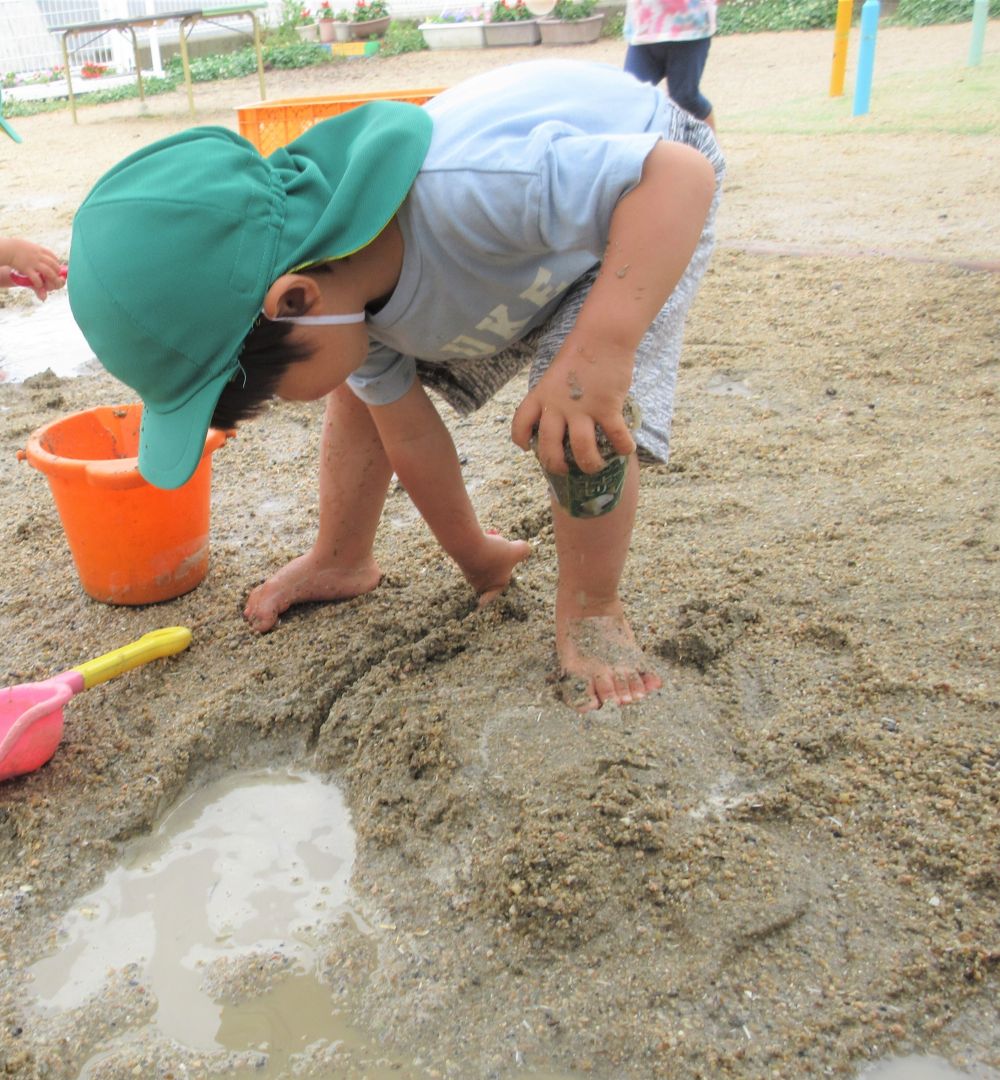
1, 21, 998, 1080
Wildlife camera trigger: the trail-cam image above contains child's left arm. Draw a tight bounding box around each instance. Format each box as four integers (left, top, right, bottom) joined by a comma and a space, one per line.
511, 140, 716, 476
368, 379, 508, 585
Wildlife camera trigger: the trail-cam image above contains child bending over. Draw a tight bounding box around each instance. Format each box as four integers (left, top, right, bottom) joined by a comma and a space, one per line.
67, 60, 724, 712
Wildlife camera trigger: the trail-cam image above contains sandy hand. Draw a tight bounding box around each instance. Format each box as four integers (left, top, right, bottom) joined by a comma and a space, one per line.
556, 613, 662, 713
244, 550, 382, 633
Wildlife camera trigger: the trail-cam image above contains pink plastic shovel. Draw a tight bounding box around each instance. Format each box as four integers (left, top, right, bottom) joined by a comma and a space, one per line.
0, 627, 191, 782
9, 265, 68, 288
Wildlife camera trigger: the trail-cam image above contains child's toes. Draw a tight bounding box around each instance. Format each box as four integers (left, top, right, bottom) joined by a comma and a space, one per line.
610, 672, 637, 706
626, 670, 649, 702
594, 670, 627, 708
640, 668, 663, 695
243, 589, 280, 633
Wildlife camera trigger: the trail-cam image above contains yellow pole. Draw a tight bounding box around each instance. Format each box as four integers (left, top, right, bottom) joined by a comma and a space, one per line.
127, 27, 145, 106
251, 13, 266, 101
178, 17, 195, 117
829, 0, 853, 97
61, 34, 77, 123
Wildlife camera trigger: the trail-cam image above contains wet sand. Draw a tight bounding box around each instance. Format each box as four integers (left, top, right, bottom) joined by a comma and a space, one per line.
1, 23, 998, 1080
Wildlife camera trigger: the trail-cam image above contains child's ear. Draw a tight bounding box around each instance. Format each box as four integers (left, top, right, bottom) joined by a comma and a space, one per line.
263, 273, 322, 320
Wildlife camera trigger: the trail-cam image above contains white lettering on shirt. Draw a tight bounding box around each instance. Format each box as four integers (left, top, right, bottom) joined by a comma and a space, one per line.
438, 266, 572, 358
519, 267, 571, 307
440, 334, 497, 357
477, 305, 530, 340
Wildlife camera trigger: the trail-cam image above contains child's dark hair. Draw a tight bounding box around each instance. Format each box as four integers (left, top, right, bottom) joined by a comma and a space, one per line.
211, 316, 309, 430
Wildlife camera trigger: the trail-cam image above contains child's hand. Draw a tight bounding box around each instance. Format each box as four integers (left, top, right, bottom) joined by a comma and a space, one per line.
0, 238, 65, 300
511, 346, 637, 476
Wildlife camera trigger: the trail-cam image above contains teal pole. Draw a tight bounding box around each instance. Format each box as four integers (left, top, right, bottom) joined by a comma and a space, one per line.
853, 0, 881, 117
969, 0, 988, 65
0, 87, 22, 142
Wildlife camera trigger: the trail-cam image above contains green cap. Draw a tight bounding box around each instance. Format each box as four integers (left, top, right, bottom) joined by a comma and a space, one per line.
68, 101, 433, 489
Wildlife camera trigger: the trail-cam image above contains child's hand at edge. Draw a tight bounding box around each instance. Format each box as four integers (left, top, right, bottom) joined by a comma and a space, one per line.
511, 345, 637, 477
0, 237, 65, 300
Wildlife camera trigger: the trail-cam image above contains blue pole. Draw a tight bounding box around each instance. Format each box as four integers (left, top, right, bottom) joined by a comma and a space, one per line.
969, 0, 988, 65
853, 0, 881, 117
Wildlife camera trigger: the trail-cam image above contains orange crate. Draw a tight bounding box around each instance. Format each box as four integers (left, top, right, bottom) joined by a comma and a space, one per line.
236, 87, 445, 156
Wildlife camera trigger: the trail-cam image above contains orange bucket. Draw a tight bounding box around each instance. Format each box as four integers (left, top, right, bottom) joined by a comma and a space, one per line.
22, 404, 227, 605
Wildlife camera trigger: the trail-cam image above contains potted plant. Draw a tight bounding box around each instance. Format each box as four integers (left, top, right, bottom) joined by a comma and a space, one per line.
537, 0, 603, 45
317, 0, 338, 40
80, 62, 110, 79
348, 0, 391, 39
330, 7, 353, 38
290, 3, 320, 40
418, 8, 486, 49
484, 0, 539, 46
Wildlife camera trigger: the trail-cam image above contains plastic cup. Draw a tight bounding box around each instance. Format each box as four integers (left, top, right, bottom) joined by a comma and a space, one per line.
535, 398, 641, 519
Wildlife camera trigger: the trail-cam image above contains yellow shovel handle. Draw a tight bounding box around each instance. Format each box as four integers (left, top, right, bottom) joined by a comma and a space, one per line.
73, 627, 193, 689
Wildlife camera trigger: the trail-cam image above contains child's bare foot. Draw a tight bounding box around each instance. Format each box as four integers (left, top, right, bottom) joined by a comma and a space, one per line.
555, 607, 662, 713
464, 531, 532, 607
244, 550, 382, 633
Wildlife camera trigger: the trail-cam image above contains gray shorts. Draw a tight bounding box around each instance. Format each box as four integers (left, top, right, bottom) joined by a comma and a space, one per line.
414, 109, 725, 465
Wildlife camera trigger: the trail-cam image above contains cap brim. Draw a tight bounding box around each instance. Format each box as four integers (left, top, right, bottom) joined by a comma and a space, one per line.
138, 365, 234, 489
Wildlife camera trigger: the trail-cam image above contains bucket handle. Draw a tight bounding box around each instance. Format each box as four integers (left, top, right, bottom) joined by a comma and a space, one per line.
17, 428, 232, 490
14, 450, 149, 490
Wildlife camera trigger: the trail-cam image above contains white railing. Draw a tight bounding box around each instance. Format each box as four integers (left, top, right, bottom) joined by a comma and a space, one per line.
2, 0, 475, 80
1, 0, 285, 79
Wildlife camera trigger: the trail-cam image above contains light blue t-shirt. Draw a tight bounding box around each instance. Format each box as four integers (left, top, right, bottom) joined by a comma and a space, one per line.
349, 60, 673, 407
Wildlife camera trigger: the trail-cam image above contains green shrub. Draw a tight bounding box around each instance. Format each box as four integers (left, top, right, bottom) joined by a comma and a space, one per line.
262, 41, 333, 68
380, 19, 429, 53
4, 96, 72, 118
165, 41, 330, 82
717, 0, 838, 34
715, 0, 997, 33
601, 7, 625, 36
552, 0, 598, 18
90, 76, 180, 103
892, 0, 1000, 24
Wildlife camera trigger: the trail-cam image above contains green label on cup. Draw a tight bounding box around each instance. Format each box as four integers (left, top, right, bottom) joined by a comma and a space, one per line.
532, 396, 641, 519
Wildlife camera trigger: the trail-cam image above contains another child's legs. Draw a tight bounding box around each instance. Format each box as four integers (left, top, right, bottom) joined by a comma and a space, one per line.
624, 41, 668, 88
625, 40, 715, 129
244, 384, 391, 631
551, 456, 663, 712
664, 39, 714, 128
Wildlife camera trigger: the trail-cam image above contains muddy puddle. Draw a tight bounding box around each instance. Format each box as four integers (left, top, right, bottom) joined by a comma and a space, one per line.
0, 293, 95, 384
25, 769, 420, 1077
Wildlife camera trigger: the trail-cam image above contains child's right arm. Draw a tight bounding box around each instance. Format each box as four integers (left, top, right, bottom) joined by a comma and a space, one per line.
511, 140, 716, 477
0, 236, 65, 299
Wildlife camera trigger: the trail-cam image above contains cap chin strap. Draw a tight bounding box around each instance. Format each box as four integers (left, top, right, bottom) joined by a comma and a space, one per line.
264, 310, 366, 326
